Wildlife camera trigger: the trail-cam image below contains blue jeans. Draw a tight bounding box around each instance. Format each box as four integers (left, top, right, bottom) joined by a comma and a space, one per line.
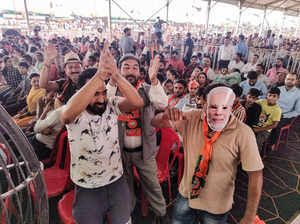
172, 193, 229, 224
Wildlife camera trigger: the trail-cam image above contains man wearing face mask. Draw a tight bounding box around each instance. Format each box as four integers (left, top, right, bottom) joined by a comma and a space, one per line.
40, 44, 82, 107
265, 58, 288, 84
107, 54, 168, 223
152, 83, 264, 224
60, 43, 144, 224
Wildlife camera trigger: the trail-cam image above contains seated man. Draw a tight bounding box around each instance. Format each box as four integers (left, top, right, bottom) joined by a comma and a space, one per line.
168, 79, 187, 109
231, 84, 246, 122
60, 43, 144, 223
228, 53, 244, 73
213, 67, 241, 86
29, 90, 61, 160
253, 87, 282, 152
0, 56, 22, 103
268, 71, 287, 89
240, 71, 267, 99
241, 88, 262, 128
4, 62, 31, 115
268, 73, 300, 148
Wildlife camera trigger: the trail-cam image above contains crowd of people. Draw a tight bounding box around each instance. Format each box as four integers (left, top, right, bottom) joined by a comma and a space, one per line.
0, 23, 300, 224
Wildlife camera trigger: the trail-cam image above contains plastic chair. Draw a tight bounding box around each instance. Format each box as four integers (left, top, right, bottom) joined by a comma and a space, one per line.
58, 190, 112, 224
41, 126, 66, 167
134, 127, 180, 216
30, 130, 70, 199
58, 190, 76, 224
273, 116, 297, 151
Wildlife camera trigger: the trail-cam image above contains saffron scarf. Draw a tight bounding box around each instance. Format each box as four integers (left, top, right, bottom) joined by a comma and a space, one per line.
118, 81, 143, 137
168, 94, 185, 108
190, 115, 222, 199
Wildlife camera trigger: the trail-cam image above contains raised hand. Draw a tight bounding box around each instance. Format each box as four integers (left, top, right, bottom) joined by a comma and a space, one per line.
98, 41, 119, 81
148, 55, 160, 85
44, 43, 58, 65
162, 107, 188, 121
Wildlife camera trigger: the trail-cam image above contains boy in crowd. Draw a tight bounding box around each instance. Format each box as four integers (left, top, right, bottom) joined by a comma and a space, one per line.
231, 84, 246, 122
253, 87, 282, 152
241, 88, 262, 128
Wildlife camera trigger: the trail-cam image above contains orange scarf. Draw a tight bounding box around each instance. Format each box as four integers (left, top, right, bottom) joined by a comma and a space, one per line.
190, 115, 222, 199
118, 81, 143, 137
168, 94, 185, 108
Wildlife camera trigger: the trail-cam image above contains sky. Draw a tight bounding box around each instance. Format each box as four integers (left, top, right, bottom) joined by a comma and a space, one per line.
1, 0, 300, 28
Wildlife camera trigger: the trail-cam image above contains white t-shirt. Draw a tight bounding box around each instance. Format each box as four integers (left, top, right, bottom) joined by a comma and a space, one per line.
66, 96, 123, 189
228, 60, 245, 72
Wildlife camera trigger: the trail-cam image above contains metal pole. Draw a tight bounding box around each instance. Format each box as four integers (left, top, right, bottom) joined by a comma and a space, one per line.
166, 0, 169, 26
205, 0, 211, 35
111, 0, 145, 31
237, 0, 243, 34
24, 0, 30, 34
259, 7, 267, 36
279, 10, 286, 36
108, 0, 112, 41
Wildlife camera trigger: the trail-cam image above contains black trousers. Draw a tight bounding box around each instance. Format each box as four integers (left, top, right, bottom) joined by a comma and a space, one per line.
268, 118, 294, 145
28, 135, 52, 161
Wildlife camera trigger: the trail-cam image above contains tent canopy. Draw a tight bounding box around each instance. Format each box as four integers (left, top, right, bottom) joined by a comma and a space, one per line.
203, 0, 300, 16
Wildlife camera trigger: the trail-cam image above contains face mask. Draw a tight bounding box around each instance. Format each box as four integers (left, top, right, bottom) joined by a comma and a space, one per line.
206, 87, 235, 131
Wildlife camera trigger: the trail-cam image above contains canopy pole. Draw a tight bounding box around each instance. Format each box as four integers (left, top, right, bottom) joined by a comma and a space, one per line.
279, 10, 286, 36
205, 0, 211, 35
24, 0, 30, 34
236, 0, 243, 34
166, 0, 169, 27
259, 7, 267, 36
108, 0, 112, 41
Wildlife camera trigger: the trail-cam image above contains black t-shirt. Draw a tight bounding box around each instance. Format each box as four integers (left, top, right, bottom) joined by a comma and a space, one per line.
184, 38, 194, 56
242, 101, 262, 128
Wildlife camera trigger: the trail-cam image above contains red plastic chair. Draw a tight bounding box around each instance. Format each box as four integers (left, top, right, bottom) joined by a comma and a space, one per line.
134, 127, 180, 216
41, 126, 66, 167
273, 117, 298, 151
58, 190, 76, 224
58, 190, 112, 224
30, 130, 70, 199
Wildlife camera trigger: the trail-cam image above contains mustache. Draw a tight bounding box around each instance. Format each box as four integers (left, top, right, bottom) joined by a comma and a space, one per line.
125, 74, 136, 79
94, 102, 106, 106
71, 72, 80, 75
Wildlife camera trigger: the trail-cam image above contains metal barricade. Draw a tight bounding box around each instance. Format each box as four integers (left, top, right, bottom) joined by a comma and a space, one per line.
0, 105, 48, 224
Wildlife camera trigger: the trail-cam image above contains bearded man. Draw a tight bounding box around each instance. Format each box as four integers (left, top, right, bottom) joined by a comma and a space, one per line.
107, 54, 169, 223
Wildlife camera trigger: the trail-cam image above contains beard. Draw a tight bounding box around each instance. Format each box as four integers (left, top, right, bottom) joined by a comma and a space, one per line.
87, 102, 107, 116
206, 111, 231, 131
125, 74, 138, 87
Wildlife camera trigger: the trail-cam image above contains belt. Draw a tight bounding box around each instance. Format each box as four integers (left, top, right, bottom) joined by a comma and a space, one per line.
123, 145, 143, 152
